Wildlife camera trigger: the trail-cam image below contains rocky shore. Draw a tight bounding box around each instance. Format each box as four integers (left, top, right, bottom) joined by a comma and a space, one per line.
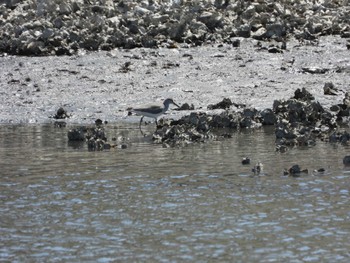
1, 0, 350, 55
1, 1, 349, 152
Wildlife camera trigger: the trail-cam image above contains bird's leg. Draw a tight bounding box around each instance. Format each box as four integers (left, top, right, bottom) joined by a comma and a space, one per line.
139, 116, 144, 133
154, 118, 159, 133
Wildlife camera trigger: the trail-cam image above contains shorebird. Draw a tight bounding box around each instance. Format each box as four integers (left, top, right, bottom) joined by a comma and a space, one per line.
128, 98, 179, 133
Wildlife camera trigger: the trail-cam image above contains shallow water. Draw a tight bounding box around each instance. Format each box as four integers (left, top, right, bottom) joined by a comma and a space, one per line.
0, 124, 350, 262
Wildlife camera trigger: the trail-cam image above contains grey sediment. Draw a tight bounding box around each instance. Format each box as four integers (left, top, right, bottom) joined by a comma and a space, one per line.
1, 36, 349, 125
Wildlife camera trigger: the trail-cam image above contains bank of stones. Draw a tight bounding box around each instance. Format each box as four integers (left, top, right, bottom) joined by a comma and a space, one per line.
1, 0, 350, 55
152, 88, 349, 148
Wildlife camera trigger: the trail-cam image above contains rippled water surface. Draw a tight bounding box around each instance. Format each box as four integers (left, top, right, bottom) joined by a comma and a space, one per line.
1, 124, 350, 262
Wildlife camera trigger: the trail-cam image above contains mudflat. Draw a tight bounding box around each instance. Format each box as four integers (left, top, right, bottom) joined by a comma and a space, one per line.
0, 36, 348, 124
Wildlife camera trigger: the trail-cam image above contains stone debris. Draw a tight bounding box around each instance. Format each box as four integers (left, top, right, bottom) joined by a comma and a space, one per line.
241, 157, 250, 165
323, 82, 337, 96
1, 0, 350, 55
151, 87, 349, 148
67, 121, 123, 151
285, 164, 309, 177
344, 156, 350, 166
252, 162, 264, 175
53, 107, 70, 119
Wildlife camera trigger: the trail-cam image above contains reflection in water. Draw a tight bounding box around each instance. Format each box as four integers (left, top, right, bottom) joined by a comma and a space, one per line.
0, 124, 349, 262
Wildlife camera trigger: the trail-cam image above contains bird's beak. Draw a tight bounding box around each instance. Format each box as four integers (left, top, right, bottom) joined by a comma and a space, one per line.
174, 102, 180, 108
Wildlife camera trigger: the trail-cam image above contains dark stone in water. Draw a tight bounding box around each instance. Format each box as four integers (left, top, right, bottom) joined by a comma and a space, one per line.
121, 144, 128, 149
103, 143, 111, 150
68, 127, 86, 141
67, 123, 111, 151
252, 162, 264, 174
242, 157, 250, 165
86, 127, 107, 141
289, 164, 301, 175
261, 108, 277, 125
288, 164, 308, 177
329, 131, 350, 144
344, 156, 350, 166
88, 138, 105, 151
54, 121, 66, 128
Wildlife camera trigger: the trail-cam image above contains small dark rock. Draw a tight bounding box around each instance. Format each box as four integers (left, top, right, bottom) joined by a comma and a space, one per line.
343, 156, 350, 166
261, 108, 277, 125
103, 143, 111, 150
252, 162, 264, 174
119, 62, 132, 73
68, 128, 86, 141
330, 105, 340, 112
54, 121, 66, 128
242, 157, 250, 165
323, 82, 337, 95
208, 98, 233, 110
177, 103, 195, 111
317, 168, 326, 173
54, 107, 69, 119
289, 164, 301, 175
231, 38, 241, 47
276, 145, 288, 153
95, 119, 103, 126
88, 138, 105, 151
268, 46, 283, 53
121, 144, 128, 149
288, 164, 308, 176
302, 67, 329, 74
294, 88, 315, 101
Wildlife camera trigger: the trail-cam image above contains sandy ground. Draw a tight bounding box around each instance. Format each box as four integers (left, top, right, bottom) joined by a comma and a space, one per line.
0, 36, 349, 124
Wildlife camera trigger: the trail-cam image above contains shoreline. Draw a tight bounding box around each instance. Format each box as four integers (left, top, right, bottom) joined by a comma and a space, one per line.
0, 36, 349, 125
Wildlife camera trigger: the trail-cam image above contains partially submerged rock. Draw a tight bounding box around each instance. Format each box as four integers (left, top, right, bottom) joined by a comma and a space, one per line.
67, 121, 120, 151
273, 88, 339, 148
286, 164, 309, 177
151, 87, 348, 148
252, 162, 264, 175
344, 156, 350, 166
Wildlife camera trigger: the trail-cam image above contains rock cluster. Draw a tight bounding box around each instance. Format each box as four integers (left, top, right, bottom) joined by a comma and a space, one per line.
274, 88, 350, 148
153, 106, 270, 146
67, 121, 126, 151
1, 0, 350, 55
274, 88, 334, 147
152, 88, 349, 148
53, 107, 70, 119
